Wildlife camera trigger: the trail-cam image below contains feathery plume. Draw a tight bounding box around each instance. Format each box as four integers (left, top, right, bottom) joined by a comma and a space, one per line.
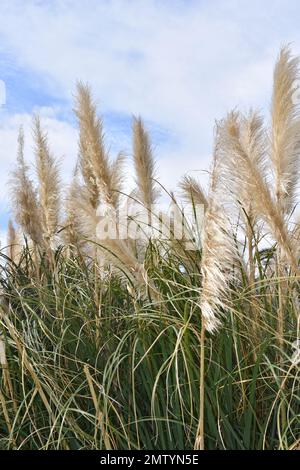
10, 127, 43, 246
63, 172, 85, 249
132, 116, 159, 211
75, 82, 113, 207
6, 220, 22, 263
271, 46, 300, 213
180, 175, 208, 209
110, 151, 126, 209
220, 111, 298, 272
199, 133, 236, 333
33, 116, 60, 244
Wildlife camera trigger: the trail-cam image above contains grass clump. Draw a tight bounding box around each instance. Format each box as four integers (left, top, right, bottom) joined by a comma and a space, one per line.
0, 46, 300, 450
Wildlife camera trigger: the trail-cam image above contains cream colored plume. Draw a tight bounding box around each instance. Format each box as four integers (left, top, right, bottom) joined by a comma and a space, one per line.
199, 134, 237, 333
75, 82, 114, 208
271, 46, 300, 213
6, 220, 22, 263
110, 151, 126, 209
132, 116, 159, 211
220, 111, 298, 272
74, 85, 143, 277
74, 84, 126, 247
63, 171, 86, 249
180, 175, 208, 210
10, 127, 43, 247
33, 116, 60, 245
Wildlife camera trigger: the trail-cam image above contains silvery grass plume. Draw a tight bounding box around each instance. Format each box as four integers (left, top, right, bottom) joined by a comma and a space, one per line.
74, 84, 148, 287
271, 46, 300, 214
132, 116, 159, 212
220, 110, 265, 250
63, 170, 85, 250
6, 219, 16, 261
33, 116, 60, 247
75, 82, 114, 208
110, 151, 126, 209
233, 110, 267, 223
180, 175, 208, 210
74, 83, 125, 242
220, 111, 298, 273
94, 197, 153, 297
10, 127, 43, 247
94, 196, 152, 295
6, 220, 22, 264
230, 110, 267, 283
199, 133, 237, 333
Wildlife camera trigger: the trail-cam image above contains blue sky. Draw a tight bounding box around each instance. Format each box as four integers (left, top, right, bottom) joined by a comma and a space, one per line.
1, 0, 300, 243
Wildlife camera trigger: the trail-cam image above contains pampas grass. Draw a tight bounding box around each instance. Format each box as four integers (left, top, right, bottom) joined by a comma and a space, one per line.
180, 175, 208, 209
33, 116, 61, 248
10, 127, 43, 247
2, 46, 300, 451
110, 151, 126, 209
63, 172, 84, 250
194, 135, 237, 450
198, 136, 237, 334
75, 82, 113, 208
73, 85, 152, 294
271, 46, 300, 214
269, 47, 300, 419
6, 220, 22, 264
220, 110, 298, 272
133, 116, 159, 211
6, 220, 17, 263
